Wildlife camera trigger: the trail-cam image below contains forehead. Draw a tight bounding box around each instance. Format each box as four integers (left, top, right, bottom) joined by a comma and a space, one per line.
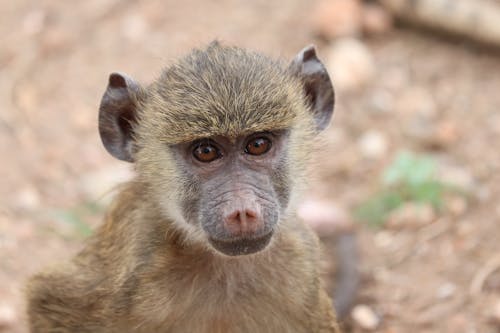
143, 45, 305, 144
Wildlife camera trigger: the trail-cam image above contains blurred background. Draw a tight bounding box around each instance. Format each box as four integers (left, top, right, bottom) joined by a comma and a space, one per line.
1, 0, 500, 332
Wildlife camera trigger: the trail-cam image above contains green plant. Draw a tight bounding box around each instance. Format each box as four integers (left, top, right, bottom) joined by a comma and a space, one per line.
355, 151, 457, 228
52, 201, 104, 238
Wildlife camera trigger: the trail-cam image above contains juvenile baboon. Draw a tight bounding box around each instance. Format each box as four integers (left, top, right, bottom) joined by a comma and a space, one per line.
27, 42, 347, 332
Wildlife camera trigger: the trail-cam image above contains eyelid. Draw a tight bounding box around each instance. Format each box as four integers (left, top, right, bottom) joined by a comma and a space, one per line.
191, 138, 214, 149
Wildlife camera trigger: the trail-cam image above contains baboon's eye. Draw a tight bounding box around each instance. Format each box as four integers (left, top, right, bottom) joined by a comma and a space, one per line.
245, 137, 272, 156
193, 142, 221, 163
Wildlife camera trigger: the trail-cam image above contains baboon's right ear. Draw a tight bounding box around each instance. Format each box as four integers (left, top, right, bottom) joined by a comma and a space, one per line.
98, 72, 143, 162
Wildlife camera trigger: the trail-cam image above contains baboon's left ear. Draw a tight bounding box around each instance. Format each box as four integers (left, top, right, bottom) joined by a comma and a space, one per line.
289, 45, 334, 131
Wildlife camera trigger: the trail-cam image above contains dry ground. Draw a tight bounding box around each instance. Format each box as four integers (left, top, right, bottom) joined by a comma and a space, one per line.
1, 0, 499, 332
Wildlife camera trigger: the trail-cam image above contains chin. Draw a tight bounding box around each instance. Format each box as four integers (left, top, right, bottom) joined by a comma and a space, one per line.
208, 231, 274, 256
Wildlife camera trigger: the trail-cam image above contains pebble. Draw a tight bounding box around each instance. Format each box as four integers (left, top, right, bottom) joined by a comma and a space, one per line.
358, 130, 388, 159
80, 165, 134, 201
445, 196, 468, 216
490, 299, 500, 324
0, 304, 16, 330
40, 27, 73, 56
351, 304, 380, 330
436, 282, 457, 300
121, 14, 149, 42
22, 9, 46, 36
297, 199, 352, 235
386, 203, 436, 229
396, 86, 437, 118
373, 230, 395, 249
369, 90, 394, 114
310, 0, 363, 39
362, 3, 393, 35
437, 164, 475, 193
325, 38, 376, 92
14, 186, 41, 211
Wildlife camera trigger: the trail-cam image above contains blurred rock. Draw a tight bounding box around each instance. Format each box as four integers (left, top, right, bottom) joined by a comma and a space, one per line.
14, 82, 39, 114
433, 121, 460, 147
22, 9, 46, 36
445, 196, 468, 216
80, 165, 134, 201
373, 230, 395, 249
362, 3, 393, 35
325, 38, 376, 92
0, 304, 16, 331
387, 203, 435, 229
121, 14, 149, 42
40, 27, 73, 56
436, 282, 457, 300
437, 164, 475, 193
351, 304, 380, 330
310, 0, 363, 39
490, 299, 500, 324
445, 314, 469, 332
358, 130, 388, 159
14, 186, 41, 211
416, 120, 460, 150
297, 199, 352, 235
396, 86, 437, 118
369, 90, 394, 114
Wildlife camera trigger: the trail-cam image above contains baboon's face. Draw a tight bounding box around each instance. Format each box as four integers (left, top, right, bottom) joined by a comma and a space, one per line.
171, 131, 290, 256
97, 43, 334, 256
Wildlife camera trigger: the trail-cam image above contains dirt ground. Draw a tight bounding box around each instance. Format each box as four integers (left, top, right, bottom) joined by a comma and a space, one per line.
1, 0, 500, 332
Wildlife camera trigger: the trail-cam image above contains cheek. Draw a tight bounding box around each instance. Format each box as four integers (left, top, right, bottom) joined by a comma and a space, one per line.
271, 159, 291, 210
178, 171, 202, 226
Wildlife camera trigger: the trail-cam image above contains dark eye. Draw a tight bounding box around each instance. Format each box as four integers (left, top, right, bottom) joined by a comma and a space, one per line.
193, 142, 221, 163
245, 137, 272, 156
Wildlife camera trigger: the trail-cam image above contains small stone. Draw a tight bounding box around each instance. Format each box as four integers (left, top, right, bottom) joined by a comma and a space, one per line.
437, 165, 475, 193
446, 314, 469, 332
0, 304, 16, 330
445, 196, 467, 216
351, 304, 380, 330
22, 9, 46, 36
358, 130, 388, 159
80, 165, 134, 201
310, 0, 363, 39
297, 199, 352, 235
387, 203, 436, 229
396, 87, 437, 119
40, 27, 72, 56
121, 14, 149, 42
325, 38, 376, 92
490, 299, 500, 324
14, 186, 41, 211
369, 90, 394, 114
436, 282, 456, 300
434, 121, 460, 146
373, 230, 394, 249
362, 3, 393, 35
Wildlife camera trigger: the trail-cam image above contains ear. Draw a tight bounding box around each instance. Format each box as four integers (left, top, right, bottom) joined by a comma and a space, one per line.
98, 72, 143, 162
290, 45, 334, 131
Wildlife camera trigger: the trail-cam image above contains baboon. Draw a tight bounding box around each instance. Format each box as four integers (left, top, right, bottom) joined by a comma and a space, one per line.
27, 42, 351, 332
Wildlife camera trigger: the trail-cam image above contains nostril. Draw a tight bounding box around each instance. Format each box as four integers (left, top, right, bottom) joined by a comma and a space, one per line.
245, 209, 258, 220
224, 207, 263, 235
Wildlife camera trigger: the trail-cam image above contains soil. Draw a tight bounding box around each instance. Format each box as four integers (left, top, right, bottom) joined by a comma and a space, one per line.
1, 0, 499, 332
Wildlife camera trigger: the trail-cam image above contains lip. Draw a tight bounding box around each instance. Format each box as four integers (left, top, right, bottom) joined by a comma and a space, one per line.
208, 231, 274, 256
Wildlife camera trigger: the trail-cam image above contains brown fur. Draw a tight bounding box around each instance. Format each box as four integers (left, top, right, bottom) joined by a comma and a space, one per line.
27, 43, 341, 333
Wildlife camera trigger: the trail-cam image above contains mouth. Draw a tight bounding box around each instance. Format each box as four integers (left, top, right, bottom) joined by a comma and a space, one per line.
208, 231, 274, 256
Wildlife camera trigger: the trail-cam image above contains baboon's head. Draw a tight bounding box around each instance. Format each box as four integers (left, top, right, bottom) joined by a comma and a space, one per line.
98, 42, 334, 256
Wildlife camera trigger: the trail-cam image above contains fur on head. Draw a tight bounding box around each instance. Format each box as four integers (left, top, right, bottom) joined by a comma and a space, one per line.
98, 42, 334, 255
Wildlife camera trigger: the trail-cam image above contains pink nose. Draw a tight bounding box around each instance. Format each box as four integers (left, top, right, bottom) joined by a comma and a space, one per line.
223, 208, 263, 236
